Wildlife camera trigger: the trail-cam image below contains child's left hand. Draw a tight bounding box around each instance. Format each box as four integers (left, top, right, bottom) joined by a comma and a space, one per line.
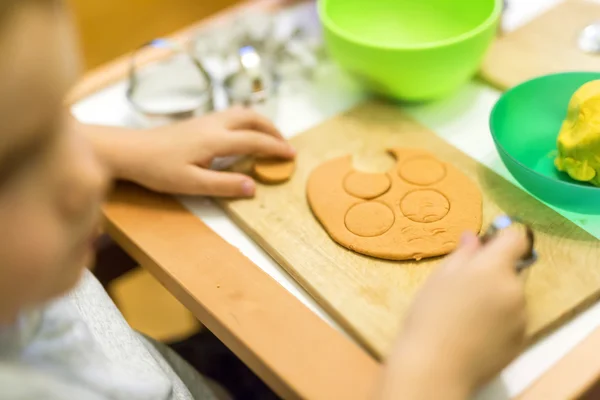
81, 107, 295, 197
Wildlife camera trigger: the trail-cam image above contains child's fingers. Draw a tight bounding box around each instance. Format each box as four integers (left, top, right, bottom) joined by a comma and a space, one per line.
214, 130, 295, 158
182, 168, 256, 197
475, 227, 530, 274
221, 107, 284, 139
439, 231, 481, 273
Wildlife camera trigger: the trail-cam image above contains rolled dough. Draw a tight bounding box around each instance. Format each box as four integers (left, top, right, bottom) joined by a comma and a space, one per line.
306, 148, 483, 261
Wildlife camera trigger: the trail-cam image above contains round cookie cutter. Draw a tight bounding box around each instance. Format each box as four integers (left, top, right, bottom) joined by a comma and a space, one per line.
479, 215, 537, 272
126, 38, 214, 122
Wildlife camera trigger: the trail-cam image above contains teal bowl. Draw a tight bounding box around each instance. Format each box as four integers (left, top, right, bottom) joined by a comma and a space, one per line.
490, 72, 600, 214
318, 0, 502, 101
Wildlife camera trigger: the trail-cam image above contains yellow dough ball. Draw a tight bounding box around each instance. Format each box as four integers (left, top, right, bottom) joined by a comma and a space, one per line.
555, 80, 600, 186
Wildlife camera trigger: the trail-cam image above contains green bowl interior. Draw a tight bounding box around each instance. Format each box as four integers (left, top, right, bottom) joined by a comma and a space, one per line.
491, 72, 600, 193
320, 0, 499, 48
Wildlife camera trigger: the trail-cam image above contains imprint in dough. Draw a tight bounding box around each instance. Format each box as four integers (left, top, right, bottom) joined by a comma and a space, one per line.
306, 148, 482, 261
253, 158, 295, 184
345, 202, 395, 237
343, 172, 391, 199
398, 156, 446, 185
400, 190, 450, 223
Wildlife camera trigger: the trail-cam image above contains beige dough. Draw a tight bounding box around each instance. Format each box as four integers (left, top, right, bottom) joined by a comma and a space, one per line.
306, 148, 483, 261
253, 158, 295, 184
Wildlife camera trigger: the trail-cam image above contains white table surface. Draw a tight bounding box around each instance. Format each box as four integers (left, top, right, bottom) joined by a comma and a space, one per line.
72, 1, 600, 398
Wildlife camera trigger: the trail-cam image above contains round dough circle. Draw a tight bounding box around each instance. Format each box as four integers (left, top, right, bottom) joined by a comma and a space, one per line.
343, 171, 391, 199
254, 159, 295, 184
345, 202, 395, 237
398, 157, 446, 185
400, 190, 450, 223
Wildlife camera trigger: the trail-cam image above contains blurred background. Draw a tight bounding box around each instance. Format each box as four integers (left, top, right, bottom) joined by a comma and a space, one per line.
67, 0, 240, 70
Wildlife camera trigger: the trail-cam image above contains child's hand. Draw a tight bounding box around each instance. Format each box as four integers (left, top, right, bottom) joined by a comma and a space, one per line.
85, 107, 295, 197
380, 228, 530, 399
133, 107, 295, 196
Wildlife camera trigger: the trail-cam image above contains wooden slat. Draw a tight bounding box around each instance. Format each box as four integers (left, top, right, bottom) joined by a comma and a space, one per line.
103, 184, 380, 400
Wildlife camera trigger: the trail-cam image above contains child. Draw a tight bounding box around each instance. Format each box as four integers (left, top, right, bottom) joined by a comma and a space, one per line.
0, 0, 529, 399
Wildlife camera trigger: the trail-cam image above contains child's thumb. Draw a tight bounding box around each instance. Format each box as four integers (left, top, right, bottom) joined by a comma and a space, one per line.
440, 231, 481, 272
478, 227, 530, 274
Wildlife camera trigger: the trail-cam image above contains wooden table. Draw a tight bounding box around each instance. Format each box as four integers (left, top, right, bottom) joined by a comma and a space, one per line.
69, 0, 600, 398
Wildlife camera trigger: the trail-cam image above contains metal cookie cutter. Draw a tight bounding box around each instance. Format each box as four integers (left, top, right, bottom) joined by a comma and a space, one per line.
126, 38, 214, 121
480, 215, 538, 272
223, 45, 273, 107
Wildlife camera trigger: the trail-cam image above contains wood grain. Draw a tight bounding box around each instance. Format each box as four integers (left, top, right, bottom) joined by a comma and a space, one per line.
103, 183, 379, 400
481, 0, 600, 90
220, 100, 600, 359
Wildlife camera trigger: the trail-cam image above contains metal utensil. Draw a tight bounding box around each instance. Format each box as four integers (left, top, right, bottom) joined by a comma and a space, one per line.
126, 39, 214, 122
191, 5, 323, 84
223, 45, 277, 116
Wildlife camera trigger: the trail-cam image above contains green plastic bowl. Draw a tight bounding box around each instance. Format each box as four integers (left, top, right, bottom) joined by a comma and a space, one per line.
490, 72, 600, 214
318, 0, 501, 101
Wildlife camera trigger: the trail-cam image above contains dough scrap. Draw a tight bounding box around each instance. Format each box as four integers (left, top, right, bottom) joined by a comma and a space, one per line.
253, 158, 295, 184
306, 148, 482, 261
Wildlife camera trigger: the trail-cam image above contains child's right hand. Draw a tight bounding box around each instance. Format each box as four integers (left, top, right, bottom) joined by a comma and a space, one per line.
380, 228, 530, 399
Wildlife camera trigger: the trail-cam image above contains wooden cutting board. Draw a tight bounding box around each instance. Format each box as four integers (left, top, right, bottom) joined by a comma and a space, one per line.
219, 101, 600, 358
481, 0, 600, 90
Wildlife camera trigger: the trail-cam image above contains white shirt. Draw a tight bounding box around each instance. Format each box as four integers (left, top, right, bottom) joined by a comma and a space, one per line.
0, 271, 197, 400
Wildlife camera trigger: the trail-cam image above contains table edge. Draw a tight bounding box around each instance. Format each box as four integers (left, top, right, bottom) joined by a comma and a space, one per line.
103, 183, 380, 400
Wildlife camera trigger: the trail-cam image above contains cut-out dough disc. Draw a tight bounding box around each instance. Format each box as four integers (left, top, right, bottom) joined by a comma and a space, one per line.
345, 202, 395, 237
254, 158, 296, 184
344, 171, 391, 199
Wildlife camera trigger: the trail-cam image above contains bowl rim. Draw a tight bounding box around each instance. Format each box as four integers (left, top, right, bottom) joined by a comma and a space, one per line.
317, 0, 503, 50
489, 71, 600, 195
